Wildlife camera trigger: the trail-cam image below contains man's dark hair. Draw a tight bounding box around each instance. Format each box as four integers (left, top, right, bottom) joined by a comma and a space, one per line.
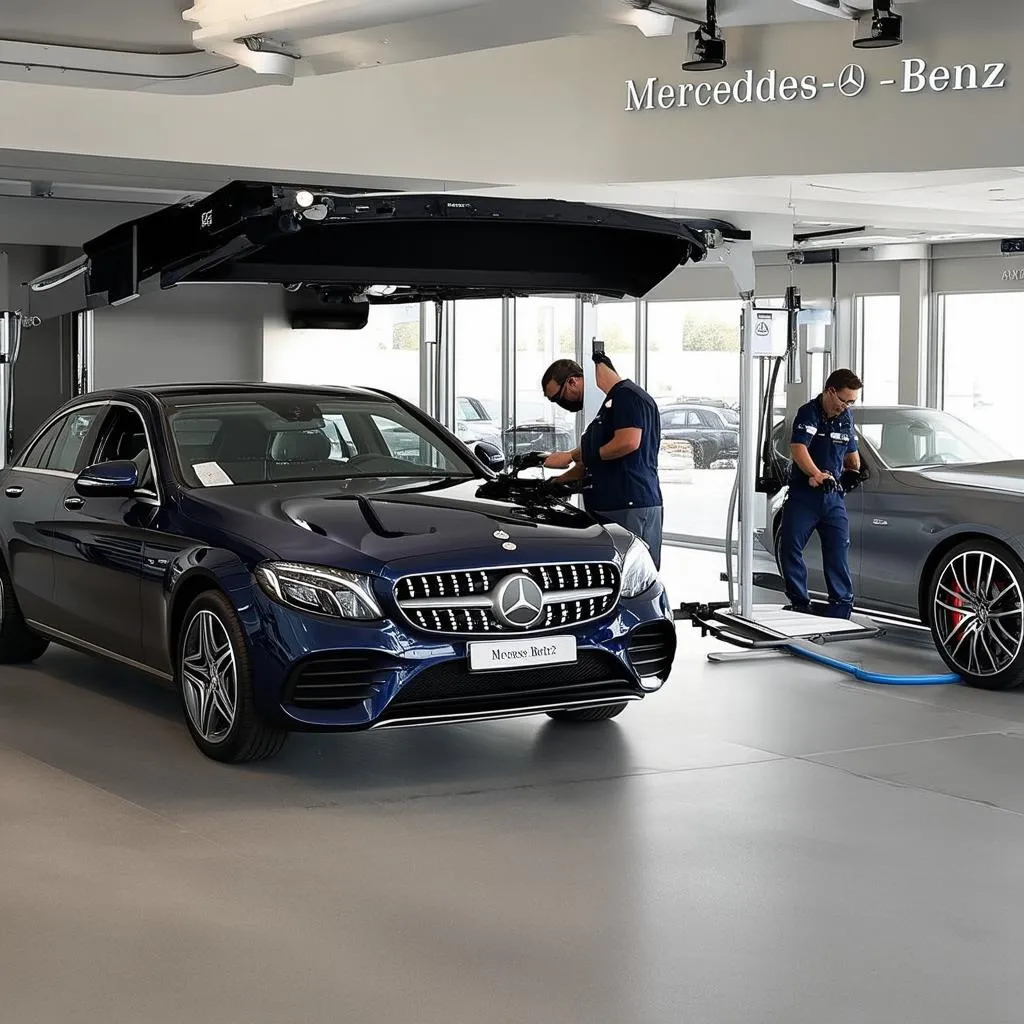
541, 359, 584, 391
825, 368, 863, 393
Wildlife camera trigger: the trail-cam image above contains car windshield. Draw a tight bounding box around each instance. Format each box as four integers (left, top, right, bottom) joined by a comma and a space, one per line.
162, 392, 477, 487
856, 408, 1011, 468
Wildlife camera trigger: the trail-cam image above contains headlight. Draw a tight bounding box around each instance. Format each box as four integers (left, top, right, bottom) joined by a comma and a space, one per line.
620, 538, 659, 598
254, 562, 382, 621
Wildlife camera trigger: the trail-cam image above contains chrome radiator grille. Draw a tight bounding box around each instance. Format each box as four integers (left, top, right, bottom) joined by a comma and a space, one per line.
395, 563, 620, 635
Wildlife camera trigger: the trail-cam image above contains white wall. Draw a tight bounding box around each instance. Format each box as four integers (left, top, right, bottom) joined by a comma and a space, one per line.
92, 284, 268, 390
0, 0, 1019, 187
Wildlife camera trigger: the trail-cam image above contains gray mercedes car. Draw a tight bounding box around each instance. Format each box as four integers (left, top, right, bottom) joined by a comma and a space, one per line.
762, 405, 1024, 690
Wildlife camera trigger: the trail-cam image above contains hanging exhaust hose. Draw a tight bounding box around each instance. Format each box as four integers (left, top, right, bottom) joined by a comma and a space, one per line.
721, 316, 960, 686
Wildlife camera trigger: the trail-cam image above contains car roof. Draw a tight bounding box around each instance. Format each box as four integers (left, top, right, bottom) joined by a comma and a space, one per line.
85, 382, 394, 403
661, 403, 728, 414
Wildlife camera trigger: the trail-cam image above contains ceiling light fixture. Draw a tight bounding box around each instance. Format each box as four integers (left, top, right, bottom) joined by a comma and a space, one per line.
682, 0, 726, 72
631, 8, 676, 37
852, 0, 903, 48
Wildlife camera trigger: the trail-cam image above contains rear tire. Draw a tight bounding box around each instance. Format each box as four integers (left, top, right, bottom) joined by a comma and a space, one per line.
0, 561, 49, 664
927, 539, 1024, 690
176, 590, 288, 762
547, 702, 629, 723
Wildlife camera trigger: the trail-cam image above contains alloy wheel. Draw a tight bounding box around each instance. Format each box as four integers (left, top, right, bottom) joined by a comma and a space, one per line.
933, 550, 1024, 678
181, 610, 238, 743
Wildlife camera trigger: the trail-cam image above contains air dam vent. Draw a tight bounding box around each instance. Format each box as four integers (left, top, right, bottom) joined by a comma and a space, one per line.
379, 650, 640, 723
395, 563, 621, 636
285, 652, 396, 709
626, 621, 676, 681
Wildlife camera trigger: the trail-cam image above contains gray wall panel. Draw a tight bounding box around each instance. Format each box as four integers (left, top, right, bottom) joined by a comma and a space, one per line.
92, 284, 271, 390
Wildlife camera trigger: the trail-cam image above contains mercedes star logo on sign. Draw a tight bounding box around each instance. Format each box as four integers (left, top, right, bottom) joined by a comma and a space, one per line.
493, 574, 545, 630
838, 63, 866, 97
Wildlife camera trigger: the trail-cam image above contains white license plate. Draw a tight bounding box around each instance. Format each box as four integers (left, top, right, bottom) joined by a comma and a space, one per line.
468, 635, 577, 672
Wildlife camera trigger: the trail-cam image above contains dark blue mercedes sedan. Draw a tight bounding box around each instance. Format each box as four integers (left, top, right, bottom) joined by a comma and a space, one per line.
0, 383, 676, 761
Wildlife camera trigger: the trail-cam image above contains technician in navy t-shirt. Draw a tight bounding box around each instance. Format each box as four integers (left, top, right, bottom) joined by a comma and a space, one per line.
540, 355, 664, 569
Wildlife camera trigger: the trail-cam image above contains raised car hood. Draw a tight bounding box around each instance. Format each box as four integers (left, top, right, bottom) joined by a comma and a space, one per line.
907, 460, 1024, 495
180, 477, 630, 577
27, 181, 744, 320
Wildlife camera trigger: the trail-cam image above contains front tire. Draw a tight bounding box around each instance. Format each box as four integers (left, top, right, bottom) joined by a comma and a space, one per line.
0, 561, 49, 663
927, 539, 1024, 690
176, 590, 288, 762
547, 702, 629, 723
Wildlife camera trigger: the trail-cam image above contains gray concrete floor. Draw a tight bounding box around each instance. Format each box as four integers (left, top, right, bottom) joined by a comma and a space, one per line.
5, 552, 1024, 1022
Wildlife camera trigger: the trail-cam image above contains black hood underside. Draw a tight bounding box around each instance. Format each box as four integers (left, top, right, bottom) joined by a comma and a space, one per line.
27, 182, 744, 320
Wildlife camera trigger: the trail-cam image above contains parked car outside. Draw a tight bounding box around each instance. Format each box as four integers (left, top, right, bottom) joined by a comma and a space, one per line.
660, 403, 739, 469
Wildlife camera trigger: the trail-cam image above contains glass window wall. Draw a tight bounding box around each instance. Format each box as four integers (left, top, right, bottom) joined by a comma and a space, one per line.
263, 303, 422, 405
941, 293, 1024, 455
857, 295, 901, 405
648, 300, 742, 542
512, 297, 578, 457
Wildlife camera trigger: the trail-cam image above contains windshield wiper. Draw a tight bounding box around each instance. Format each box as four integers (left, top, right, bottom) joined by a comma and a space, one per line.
335, 471, 475, 480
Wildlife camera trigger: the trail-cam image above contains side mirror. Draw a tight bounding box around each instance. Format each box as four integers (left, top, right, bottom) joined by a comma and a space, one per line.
474, 441, 506, 473
74, 460, 140, 498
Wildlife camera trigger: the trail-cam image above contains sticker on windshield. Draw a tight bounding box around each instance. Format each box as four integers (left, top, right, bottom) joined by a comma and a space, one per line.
194, 461, 234, 487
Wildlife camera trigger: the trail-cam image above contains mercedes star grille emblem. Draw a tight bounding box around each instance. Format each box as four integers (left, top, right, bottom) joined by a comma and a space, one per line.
838, 63, 866, 97
493, 574, 545, 630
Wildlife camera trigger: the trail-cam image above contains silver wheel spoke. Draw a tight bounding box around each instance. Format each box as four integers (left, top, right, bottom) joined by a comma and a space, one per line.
936, 551, 1024, 676
181, 610, 238, 743
935, 599, 975, 617
986, 626, 1016, 663
939, 609, 975, 648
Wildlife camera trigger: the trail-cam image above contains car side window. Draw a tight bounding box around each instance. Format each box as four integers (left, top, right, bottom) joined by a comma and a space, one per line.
90, 405, 157, 494
17, 417, 65, 469
685, 411, 703, 427
45, 409, 102, 474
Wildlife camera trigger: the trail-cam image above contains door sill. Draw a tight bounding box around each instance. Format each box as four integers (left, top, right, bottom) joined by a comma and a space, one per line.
26, 620, 173, 682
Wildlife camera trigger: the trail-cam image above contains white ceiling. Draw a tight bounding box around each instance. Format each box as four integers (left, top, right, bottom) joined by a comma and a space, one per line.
0, 0, 937, 91
455, 167, 1024, 250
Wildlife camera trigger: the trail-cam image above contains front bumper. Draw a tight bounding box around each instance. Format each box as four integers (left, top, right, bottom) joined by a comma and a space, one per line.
243, 582, 677, 731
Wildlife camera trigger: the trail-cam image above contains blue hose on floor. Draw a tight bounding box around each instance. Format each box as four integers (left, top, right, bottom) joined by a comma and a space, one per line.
785, 643, 961, 686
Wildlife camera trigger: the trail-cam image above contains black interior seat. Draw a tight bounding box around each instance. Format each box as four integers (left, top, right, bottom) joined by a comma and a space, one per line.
268, 429, 337, 479
211, 416, 272, 483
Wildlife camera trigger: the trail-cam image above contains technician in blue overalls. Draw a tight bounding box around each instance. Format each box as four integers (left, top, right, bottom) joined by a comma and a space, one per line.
540, 353, 664, 569
780, 368, 864, 619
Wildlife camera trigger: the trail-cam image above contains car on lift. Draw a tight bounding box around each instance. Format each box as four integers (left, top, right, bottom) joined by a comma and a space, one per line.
0, 383, 676, 762
760, 405, 1024, 691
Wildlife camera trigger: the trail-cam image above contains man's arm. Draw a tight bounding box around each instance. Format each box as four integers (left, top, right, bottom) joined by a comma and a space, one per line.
544, 447, 581, 470
598, 427, 642, 461
843, 451, 861, 472
552, 462, 585, 484
790, 443, 831, 487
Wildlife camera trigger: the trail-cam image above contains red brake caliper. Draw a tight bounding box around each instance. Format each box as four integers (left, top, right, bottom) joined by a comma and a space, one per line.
951, 579, 964, 632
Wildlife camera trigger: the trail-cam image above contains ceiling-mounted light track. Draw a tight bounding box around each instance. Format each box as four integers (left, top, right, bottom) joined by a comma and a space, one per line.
681, 0, 726, 72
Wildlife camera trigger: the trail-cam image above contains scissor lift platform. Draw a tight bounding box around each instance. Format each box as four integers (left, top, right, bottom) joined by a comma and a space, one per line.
676, 601, 884, 663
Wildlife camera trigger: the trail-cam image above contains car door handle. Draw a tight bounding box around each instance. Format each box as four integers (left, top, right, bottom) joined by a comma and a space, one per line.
4, 485, 23, 498
63, 496, 85, 511
872, 518, 888, 527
